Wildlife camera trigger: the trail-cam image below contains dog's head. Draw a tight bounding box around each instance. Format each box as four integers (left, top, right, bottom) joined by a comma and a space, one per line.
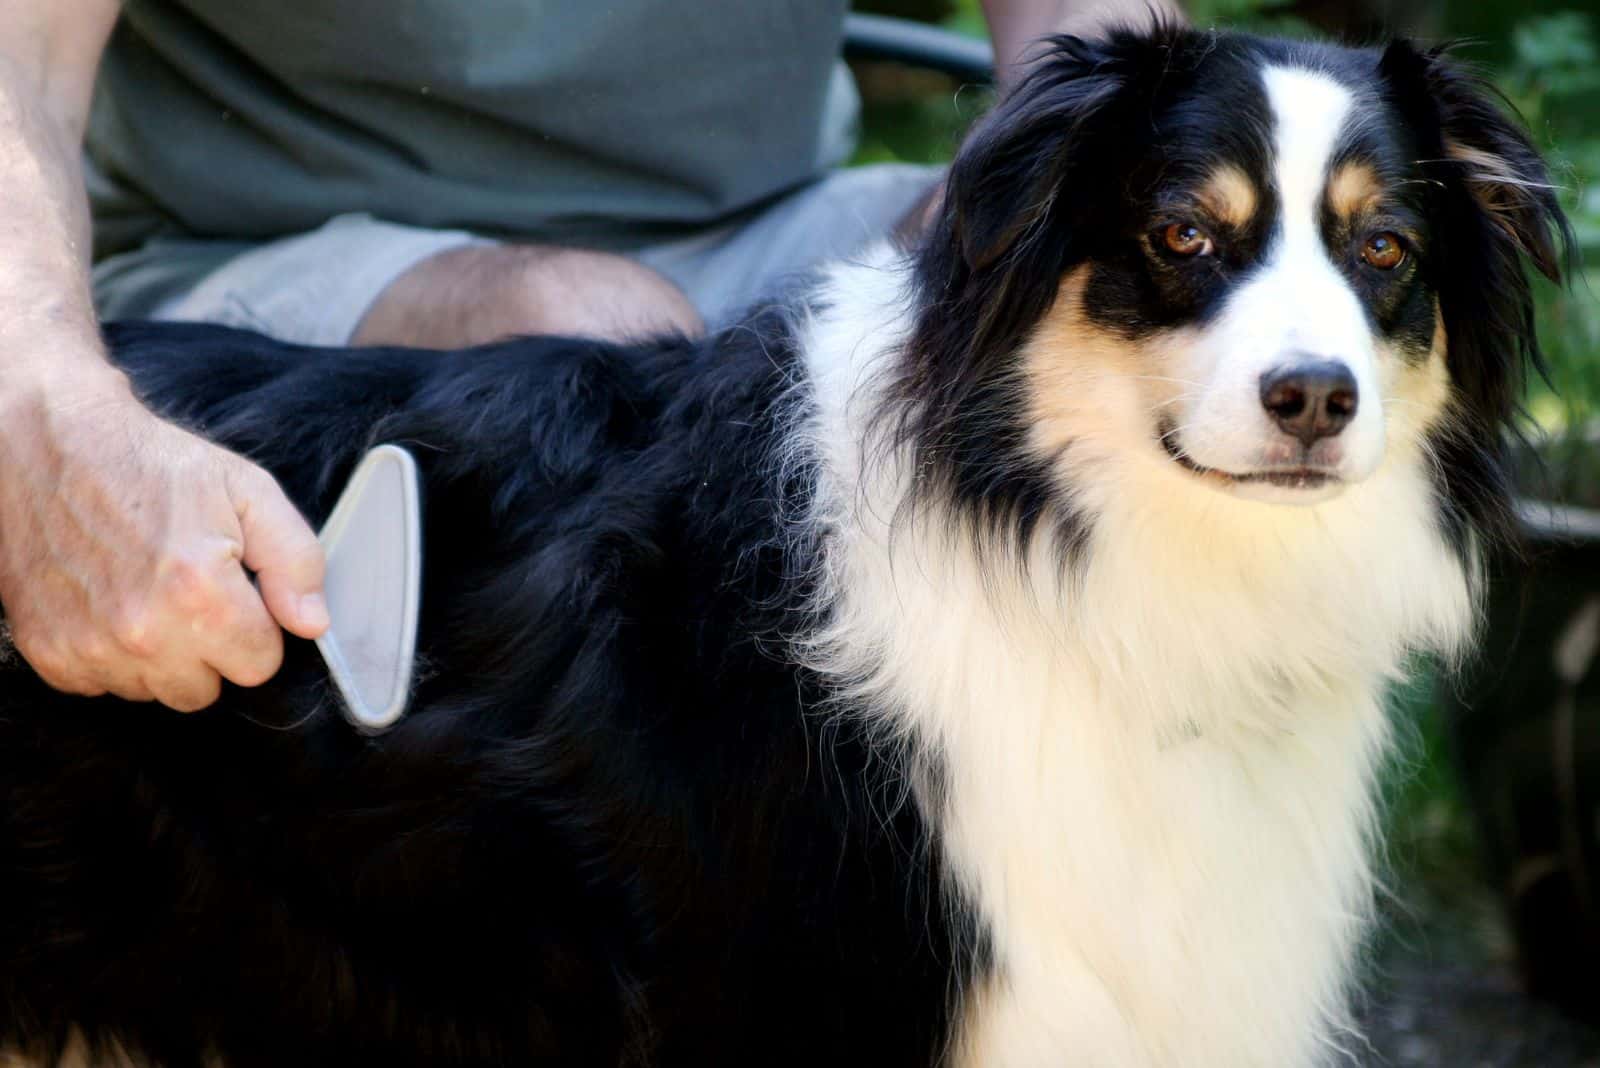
900, 26, 1570, 547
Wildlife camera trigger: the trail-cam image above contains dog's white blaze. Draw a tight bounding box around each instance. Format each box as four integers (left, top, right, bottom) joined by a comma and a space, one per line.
1177, 66, 1387, 496
799, 249, 1475, 1067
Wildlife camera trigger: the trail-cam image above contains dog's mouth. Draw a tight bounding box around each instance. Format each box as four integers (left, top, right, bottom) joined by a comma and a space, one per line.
1159, 424, 1340, 492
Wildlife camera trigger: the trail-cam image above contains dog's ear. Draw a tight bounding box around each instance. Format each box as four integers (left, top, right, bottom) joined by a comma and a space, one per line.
907, 30, 1155, 377
1379, 39, 1570, 283
1378, 40, 1574, 546
888, 31, 1163, 540
943, 34, 1130, 273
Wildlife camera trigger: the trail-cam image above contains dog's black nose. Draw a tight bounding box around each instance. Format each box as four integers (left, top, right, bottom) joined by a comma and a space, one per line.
1258, 361, 1358, 447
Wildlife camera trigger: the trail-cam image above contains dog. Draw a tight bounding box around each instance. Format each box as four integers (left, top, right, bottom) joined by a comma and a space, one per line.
0, 24, 1570, 1068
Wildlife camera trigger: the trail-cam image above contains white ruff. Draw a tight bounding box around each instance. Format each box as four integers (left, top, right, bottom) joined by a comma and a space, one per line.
793, 240, 1475, 1066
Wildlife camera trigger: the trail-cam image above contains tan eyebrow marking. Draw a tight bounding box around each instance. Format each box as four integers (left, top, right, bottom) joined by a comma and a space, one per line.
1326, 162, 1384, 219
1194, 165, 1257, 228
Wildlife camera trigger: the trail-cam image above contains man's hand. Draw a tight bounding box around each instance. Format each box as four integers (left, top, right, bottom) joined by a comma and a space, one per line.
0, 372, 328, 711
0, 0, 323, 711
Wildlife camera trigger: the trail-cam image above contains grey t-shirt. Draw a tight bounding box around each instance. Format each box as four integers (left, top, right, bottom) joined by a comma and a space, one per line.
87, 1, 859, 260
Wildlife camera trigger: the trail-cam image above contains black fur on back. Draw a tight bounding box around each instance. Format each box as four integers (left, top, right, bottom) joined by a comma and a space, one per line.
0, 312, 966, 1067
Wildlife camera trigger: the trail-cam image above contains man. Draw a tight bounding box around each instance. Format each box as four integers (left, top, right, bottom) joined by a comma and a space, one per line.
0, 0, 1172, 713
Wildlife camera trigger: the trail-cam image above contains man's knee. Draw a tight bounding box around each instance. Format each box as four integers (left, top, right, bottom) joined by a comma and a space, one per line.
514, 246, 704, 340
352, 244, 705, 348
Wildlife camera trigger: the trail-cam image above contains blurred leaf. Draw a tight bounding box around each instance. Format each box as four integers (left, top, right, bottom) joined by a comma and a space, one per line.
941, 7, 989, 39
1509, 11, 1600, 94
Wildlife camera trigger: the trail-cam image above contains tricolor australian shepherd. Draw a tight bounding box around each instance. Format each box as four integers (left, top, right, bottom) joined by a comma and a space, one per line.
0, 25, 1572, 1068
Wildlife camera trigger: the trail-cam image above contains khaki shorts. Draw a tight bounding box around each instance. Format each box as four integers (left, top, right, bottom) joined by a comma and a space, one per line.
90, 163, 938, 346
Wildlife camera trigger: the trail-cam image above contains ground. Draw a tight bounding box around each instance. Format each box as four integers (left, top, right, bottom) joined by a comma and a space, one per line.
1359, 897, 1600, 1066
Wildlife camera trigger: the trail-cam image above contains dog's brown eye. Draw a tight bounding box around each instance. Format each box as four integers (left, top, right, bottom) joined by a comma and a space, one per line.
1162, 222, 1214, 257
1361, 232, 1405, 270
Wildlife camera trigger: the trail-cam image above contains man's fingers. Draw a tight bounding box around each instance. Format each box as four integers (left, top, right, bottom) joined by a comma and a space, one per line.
144, 663, 224, 714
230, 464, 329, 640
91, 671, 155, 704
12, 627, 111, 699
196, 563, 285, 688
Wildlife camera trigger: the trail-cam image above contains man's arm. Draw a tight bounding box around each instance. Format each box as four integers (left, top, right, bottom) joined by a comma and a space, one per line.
981, 0, 1185, 89
0, 0, 328, 711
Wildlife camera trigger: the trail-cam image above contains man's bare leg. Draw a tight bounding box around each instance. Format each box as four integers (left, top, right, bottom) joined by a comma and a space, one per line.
352, 244, 705, 348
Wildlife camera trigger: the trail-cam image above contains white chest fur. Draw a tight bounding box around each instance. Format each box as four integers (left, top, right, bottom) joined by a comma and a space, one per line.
888, 564, 1393, 1068
796, 259, 1475, 1067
